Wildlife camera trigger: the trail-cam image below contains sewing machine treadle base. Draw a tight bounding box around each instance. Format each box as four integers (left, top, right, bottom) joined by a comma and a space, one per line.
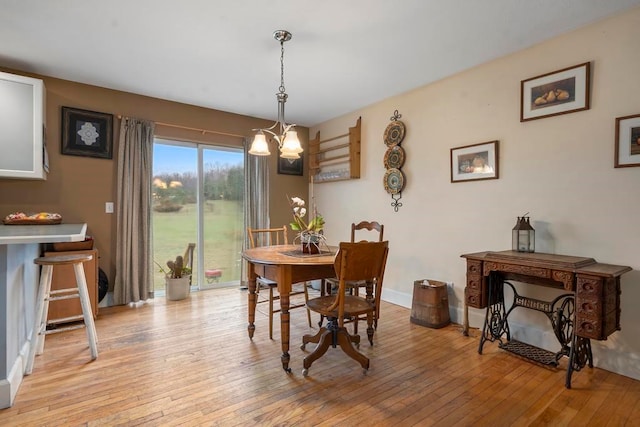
499, 340, 559, 368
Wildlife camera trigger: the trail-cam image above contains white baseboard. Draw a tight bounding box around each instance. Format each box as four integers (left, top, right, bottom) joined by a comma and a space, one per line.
0, 340, 30, 409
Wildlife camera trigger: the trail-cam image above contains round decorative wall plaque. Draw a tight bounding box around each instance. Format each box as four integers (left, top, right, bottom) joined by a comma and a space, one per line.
383, 146, 405, 169
383, 168, 405, 194
383, 121, 406, 147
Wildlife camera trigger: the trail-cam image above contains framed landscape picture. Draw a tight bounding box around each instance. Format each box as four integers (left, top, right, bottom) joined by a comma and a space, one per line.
451, 140, 499, 183
520, 62, 590, 122
61, 106, 113, 159
615, 113, 640, 168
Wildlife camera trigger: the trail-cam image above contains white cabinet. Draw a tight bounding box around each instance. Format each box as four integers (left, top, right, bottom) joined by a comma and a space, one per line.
0, 71, 47, 179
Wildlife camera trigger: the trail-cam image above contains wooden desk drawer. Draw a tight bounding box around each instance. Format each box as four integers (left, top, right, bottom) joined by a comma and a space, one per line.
576, 310, 619, 340
465, 288, 484, 308
467, 260, 482, 275
465, 275, 487, 308
465, 260, 487, 308
576, 275, 620, 340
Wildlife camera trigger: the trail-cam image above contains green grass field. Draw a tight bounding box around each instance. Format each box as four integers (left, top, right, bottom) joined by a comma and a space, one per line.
152, 200, 244, 292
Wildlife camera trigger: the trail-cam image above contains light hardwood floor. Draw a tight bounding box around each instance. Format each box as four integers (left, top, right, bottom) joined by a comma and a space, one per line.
2, 287, 639, 426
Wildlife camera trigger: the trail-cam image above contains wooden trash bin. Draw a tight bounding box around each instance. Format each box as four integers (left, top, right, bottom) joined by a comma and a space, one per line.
410, 279, 451, 328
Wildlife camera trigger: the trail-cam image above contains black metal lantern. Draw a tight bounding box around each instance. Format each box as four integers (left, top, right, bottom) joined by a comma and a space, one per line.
512, 215, 535, 252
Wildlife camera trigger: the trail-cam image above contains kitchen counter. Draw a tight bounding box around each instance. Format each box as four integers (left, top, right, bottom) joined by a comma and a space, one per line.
0, 223, 87, 408
0, 223, 86, 244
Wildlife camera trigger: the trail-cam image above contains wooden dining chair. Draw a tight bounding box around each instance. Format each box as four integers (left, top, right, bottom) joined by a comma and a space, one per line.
301, 240, 389, 376
246, 226, 312, 339
322, 221, 384, 331
351, 220, 384, 243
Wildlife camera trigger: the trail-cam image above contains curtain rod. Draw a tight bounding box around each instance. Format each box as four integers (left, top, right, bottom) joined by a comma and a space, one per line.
117, 115, 245, 139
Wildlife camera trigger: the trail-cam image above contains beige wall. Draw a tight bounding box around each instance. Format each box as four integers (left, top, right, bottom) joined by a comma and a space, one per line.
0, 72, 309, 289
311, 8, 640, 380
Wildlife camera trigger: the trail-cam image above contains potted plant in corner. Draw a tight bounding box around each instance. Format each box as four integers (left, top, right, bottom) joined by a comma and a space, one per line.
157, 255, 192, 301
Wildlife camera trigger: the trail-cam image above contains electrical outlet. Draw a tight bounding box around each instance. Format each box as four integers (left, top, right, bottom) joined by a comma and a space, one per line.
446, 281, 454, 289
105, 202, 114, 214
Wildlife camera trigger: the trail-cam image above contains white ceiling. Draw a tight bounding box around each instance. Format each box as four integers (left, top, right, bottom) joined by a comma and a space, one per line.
1, 0, 639, 127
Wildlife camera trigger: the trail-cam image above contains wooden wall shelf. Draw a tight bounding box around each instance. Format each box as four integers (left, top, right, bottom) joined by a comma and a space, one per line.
309, 117, 361, 183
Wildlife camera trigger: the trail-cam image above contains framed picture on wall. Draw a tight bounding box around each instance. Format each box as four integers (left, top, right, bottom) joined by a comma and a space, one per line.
615, 113, 640, 168
61, 106, 113, 159
277, 153, 303, 176
520, 62, 591, 122
450, 140, 499, 183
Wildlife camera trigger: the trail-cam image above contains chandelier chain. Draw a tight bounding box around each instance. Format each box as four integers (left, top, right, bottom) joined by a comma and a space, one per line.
279, 40, 286, 94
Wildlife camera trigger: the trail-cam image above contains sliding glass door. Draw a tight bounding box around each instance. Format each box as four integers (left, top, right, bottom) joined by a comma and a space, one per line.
152, 138, 244, 294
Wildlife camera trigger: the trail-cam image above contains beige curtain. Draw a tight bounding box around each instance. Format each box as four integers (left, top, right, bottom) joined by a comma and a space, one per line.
241, 138, 269, 287
113, 117, 155, 304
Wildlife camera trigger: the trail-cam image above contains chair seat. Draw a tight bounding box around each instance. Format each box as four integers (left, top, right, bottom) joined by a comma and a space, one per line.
307, 295, 374, 318
257, 277, 277, 287
325, 277, 366, 290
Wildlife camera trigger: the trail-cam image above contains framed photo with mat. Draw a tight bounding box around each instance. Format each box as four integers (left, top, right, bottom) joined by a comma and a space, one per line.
450, 140, 499, 183
615, 113, 640, 168
520, 62, 590, 122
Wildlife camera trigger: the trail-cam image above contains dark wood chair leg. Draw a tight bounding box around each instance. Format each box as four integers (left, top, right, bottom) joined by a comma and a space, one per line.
335, 327, 369, 371
367, 312, 375, 346
317, 279, 332, 328
349, 332, 360, 346
302, 327, 327, 349
269, 286, 275, 340
303, 329, 333, 370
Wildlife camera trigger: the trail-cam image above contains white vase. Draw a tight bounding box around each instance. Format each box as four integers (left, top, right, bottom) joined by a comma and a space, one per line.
166, 276, 191, 301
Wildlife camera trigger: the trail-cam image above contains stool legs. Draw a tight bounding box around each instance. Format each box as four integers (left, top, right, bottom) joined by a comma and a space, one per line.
25, 260, 98, 375
25, 265, 53, 374
74, 263, 98, 358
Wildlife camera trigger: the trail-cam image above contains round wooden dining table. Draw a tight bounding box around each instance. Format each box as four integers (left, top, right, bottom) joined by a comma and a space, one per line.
242, 244, 337, 372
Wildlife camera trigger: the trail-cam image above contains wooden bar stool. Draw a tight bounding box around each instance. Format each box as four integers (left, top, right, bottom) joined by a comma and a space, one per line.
25, 253, 98, 375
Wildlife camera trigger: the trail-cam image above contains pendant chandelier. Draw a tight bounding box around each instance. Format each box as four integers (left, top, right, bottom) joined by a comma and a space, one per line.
248, 30, 303, 159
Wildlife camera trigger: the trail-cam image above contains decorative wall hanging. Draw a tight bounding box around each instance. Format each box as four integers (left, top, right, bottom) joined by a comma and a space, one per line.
383, 110, 406, 211
520, 62, 590, 122
450, 140, 499, 183
61, 106, 113, 159
614, 113, 640, 168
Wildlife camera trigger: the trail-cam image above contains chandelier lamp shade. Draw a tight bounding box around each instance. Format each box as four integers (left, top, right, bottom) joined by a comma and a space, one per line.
249, 30, 303, 159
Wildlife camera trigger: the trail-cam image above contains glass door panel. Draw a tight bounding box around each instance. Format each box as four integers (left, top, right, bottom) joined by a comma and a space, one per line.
152, 140, 198, 294
152, 139, 244, 295
200, 147, 244, 289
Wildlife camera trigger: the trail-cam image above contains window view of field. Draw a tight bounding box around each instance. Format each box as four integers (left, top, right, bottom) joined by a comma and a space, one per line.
152, 141, 244, 294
